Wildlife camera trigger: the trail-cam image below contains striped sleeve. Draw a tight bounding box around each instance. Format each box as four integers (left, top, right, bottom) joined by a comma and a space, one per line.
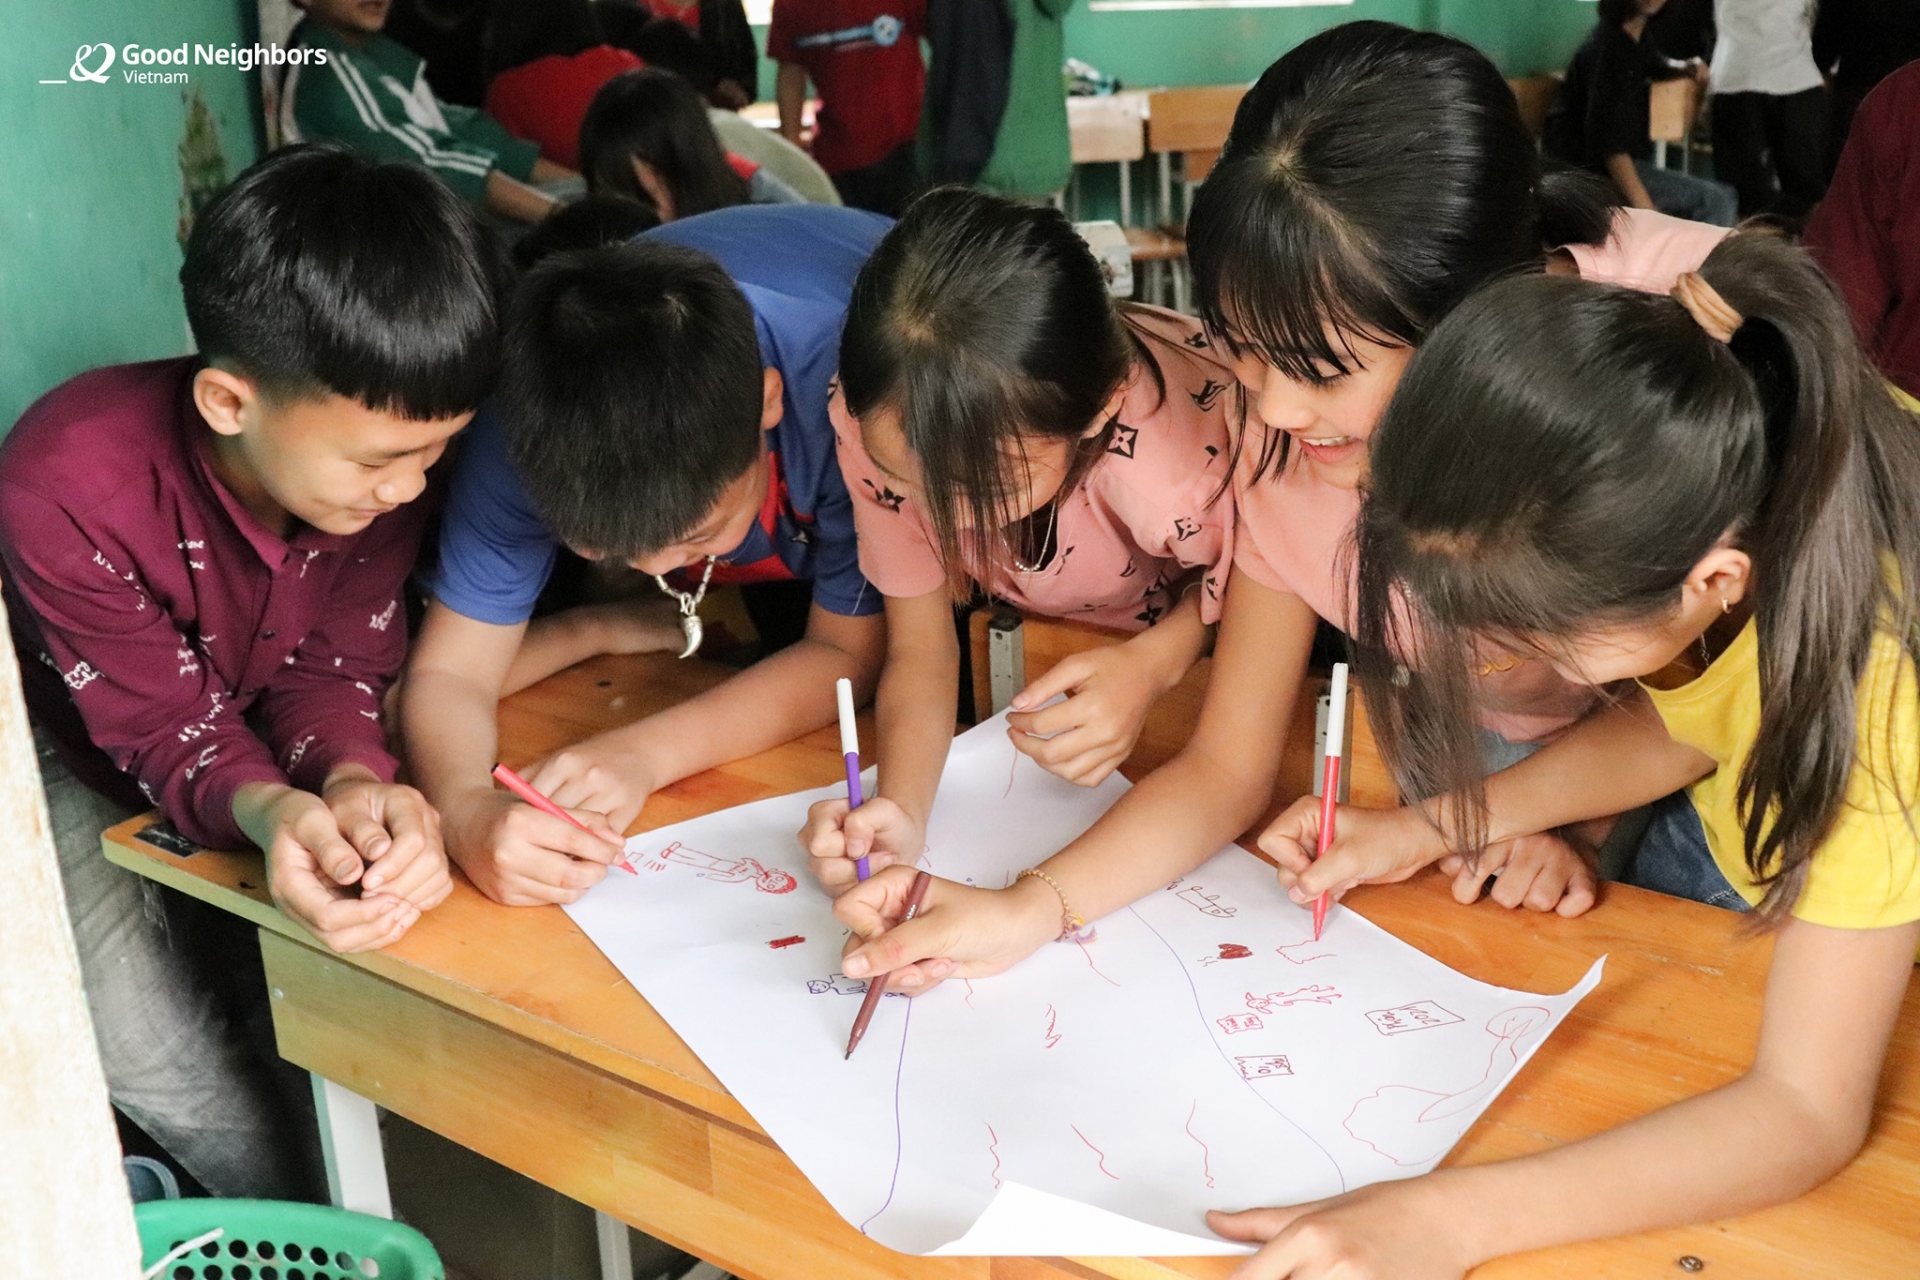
282, 53, 498, 201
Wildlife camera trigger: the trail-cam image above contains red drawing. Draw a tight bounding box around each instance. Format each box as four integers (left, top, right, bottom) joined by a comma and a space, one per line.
1071, 1124, 1120, 1180
1074, 937, 1121, 987
1365, 1000, 1465, 1036
1344, 1007, 1551, 1166
1245, 985, 1343, 1013
1184, 1101, 1215, 1189
1275, 940, 1333, 965
647, 841, 798, 893
1043, 1004, 1063, 1049
1175, 886, 1236, 918
1218, 943, 1252, 959
986, 1124, 1003, 1189
963, 979, 978, 1008
1234, 1054, 1294, 1080
1004, 745, 1020, 798
1216, 1013, 1264, 1035
767, 935, 805, 949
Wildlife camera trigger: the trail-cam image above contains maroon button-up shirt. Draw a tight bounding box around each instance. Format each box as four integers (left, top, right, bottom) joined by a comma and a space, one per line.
0, 359, 428, 849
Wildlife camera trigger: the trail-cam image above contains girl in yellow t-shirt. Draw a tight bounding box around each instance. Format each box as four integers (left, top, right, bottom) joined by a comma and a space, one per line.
1231, 235, 1920, 1275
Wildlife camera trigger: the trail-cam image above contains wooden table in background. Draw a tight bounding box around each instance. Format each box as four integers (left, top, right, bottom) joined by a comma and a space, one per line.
106, 632, 1920, 1278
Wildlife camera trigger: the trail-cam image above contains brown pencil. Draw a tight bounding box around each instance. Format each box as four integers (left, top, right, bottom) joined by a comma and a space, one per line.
845, 869, 933, 1059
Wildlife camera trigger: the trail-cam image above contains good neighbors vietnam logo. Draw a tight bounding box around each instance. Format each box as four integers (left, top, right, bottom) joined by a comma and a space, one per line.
42, 41, 328, 86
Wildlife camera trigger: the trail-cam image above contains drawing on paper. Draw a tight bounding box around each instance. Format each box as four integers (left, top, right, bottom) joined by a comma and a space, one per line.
1365, 1001, 1465, 1036
1234, 1054, 1294, 1081
645, 841, 798, 893
566, 710, 1606, 1258
1244, 985, 1342, 1013
1344, 1007, 1551, 1166
1176, 886, 1236, 918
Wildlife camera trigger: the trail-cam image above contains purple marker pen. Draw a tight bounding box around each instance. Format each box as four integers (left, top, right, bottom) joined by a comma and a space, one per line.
836, 677, 870, 880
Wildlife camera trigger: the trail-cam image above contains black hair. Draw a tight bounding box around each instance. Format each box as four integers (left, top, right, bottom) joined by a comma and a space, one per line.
1187, 21, 1617, 479
511, 193, 660, 270
579, 68, 748, 219
839, 186, 1154, 592
594, 2, 717, 93
1596, 0, 1646, 27
487, 0, 602, 78
1352, 233, 1920, 920
500, 239, 764, 559
180, 144, 505, 417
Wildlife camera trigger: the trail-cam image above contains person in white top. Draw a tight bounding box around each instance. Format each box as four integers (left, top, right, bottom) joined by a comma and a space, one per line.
1709, 0, 1830, 216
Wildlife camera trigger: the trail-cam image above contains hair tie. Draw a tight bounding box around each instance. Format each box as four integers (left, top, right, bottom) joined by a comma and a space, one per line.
1671, 272, 1744, 344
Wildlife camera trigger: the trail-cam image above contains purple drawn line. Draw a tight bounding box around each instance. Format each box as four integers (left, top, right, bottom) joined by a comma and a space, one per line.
1071, 1124, 1120, 1180
1073, 937, 1122, 987
1003, 745, 1020, 798
857, 997, 914, 1236
986, 1123, 1004, 1189
1128, 904, 1349, 1192
1184, 1100, 1215, 1189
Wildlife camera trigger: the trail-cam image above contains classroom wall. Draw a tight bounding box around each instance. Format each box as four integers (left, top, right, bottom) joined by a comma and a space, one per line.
0, 1, 262, 430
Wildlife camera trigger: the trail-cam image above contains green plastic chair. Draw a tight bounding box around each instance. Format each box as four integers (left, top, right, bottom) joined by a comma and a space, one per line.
136, 1199, 443, 1280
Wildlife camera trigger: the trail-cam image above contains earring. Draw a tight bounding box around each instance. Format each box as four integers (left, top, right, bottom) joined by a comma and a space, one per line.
1721, 596, 1731, 615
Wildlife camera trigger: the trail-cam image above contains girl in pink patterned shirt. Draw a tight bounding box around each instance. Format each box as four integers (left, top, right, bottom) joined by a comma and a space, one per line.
803, 188, 1234, 888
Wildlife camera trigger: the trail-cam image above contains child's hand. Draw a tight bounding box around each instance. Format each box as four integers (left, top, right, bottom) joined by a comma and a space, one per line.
321, 772, 452, 912
1260, 797, 1451, 905
526, 729, 661, 833
1005, 644, 1170, 786
443, 786, 625, 907
833, 866, 1062, 994
1210, 1178, 1471, 1280
235, 782, 421, 954
1436, 831, 1598, 916
799, 795, 922, 894
569, 598, 687, 659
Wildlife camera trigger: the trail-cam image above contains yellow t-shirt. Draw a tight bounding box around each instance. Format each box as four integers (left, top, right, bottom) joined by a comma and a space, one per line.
1640, 620, 1920, 928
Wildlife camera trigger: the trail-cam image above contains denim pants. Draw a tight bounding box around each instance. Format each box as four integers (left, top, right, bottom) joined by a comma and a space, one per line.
1635, 158, 1740, 227
37, 730, 324, 1199
1620, 790, 1752, 913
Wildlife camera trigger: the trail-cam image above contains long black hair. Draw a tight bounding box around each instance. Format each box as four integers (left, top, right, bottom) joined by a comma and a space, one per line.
579, 68, 748, 219
839, 186, 1163, 593
1188, 21, 1617, 480
1352, 233, 1920, 919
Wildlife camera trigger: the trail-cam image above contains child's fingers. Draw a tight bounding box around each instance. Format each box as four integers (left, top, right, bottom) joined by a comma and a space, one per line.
336, 805, 393, 865
1017, 723, 1097, 770
366, 841, 450, 908
1007, 654, 1093, 712
1205, 1205, 1304, 1244
839, 911, 950, 982
360, 793, 434, 891
1045, 741, 1126, 787
292, 807, 366, 887
881, 956, 958, 995
315, 894, 421, 954
799, 798, 852, 859
1556, 865, 1599, 917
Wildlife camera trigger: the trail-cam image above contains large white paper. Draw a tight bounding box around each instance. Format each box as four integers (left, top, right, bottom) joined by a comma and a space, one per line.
566, 714, 1604, 1256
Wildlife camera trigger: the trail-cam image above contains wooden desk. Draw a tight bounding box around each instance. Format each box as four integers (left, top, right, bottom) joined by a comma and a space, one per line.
106, 647, 1920, 1278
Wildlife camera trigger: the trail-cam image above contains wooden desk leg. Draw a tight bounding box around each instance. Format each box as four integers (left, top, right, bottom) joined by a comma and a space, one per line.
311, 1074, 393, 1218
595, 1210, 635, 1280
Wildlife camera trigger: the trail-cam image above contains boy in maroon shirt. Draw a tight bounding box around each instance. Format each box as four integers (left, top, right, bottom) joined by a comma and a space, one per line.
769, 0, 926, 216
0, 146, 502, 1197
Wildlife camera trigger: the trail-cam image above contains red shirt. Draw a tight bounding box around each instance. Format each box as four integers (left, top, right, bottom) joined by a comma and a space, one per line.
767, 0, 925, 175
1804, 61, 1920, 399
0, 360, 426, 849
484, 45, 644, 170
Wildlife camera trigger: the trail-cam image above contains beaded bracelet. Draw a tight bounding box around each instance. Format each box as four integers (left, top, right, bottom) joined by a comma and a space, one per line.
1017, 867, 1097, 943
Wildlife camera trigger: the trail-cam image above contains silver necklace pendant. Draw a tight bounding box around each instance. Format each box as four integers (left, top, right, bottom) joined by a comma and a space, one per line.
653, 556, 717, 659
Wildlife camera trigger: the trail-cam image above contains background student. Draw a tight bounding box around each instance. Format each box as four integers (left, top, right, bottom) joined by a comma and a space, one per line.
402, 205, 889, 908
768, 0, 926, 216
801, 189, 1233, 886
826, 22, 1725, 996
1230, 236, 1920, 1280
1546, 0, 1736, 226
1707, 0, 1828, 218
0, 147, 493, 1199
281, 0, 578, 224
579, 68, 805, 222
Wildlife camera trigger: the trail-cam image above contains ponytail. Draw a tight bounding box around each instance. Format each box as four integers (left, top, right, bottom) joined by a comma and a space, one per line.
1352, 234, 1920, 919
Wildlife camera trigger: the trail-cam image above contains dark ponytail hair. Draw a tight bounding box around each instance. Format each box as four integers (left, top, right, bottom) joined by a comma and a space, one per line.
839, 186, 1157, 593
1188, 21, 1616, 481
579, 68, 749, 219
1352, 233, 1920, 919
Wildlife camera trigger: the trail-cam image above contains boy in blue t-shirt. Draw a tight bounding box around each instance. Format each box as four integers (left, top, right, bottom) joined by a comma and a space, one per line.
403, 205, 889, 906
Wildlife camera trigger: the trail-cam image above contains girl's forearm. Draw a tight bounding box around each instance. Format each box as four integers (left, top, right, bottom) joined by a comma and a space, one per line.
872, 625, 961, 832
1124, 587, 1213, 689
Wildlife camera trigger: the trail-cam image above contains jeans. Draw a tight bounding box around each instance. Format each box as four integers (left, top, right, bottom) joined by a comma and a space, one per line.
37, 730, 324, 1199
1635, 158, 1739, 227
1473, 729, 1652, 881
1619, 790, 1751, 912
1711, 87, 1829, 219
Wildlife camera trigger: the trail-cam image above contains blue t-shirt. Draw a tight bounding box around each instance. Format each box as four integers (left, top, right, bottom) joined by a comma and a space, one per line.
429, 205, 891, 626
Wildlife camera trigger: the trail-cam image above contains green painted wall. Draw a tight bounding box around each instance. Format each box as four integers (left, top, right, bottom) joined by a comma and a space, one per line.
0, 2, 261, 429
